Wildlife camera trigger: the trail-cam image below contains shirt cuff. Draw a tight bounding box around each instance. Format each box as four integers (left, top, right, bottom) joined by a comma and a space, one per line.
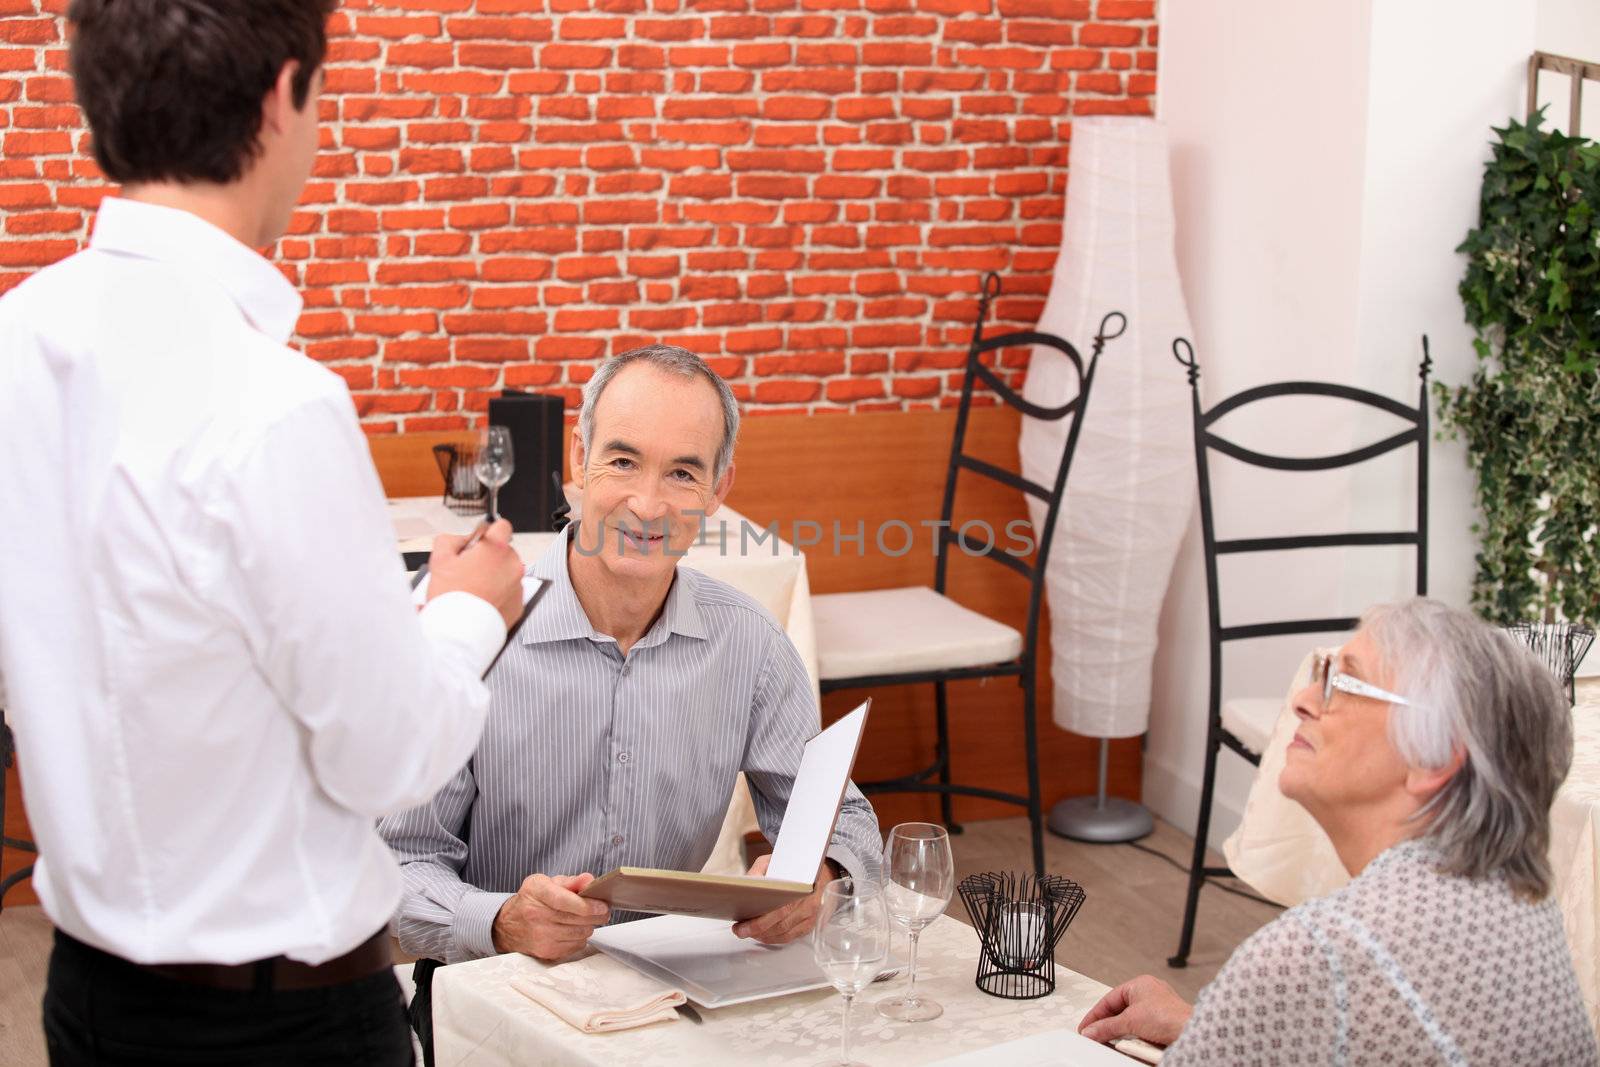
418, 590, 506, 679
825, 844, 872, 888
451, 889, 514, 962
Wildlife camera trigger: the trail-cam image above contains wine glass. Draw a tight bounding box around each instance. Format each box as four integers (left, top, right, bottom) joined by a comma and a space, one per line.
876, 822, 954, 1022
812, 878, 889, 1067
475, 425, 514, 522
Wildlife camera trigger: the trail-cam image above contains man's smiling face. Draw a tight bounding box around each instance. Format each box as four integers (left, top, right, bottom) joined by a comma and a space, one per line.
571, 361, 731, 583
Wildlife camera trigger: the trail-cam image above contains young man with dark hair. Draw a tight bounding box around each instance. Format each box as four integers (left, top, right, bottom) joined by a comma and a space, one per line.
0, 2, 527, 1062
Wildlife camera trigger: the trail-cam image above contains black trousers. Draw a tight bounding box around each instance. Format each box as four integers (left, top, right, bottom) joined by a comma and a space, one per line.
408, 959, 441, 1067
42, 930, 415, 1066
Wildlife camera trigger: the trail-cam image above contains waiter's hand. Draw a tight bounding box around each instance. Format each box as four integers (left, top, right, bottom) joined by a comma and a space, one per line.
733, 856, 838, 944
492, 873, 611, 961
426, 519, 524, 631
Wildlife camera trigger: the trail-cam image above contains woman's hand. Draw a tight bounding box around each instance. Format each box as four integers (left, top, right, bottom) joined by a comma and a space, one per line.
1078, 974, 1193, 1047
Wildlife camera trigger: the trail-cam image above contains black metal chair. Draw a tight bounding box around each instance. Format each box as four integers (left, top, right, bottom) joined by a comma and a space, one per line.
1166, 337, 1432, 967
0, 707, 36, 914
811, 273, 1125, 878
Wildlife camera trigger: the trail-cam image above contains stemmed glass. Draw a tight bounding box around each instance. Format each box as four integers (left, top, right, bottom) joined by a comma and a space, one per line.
475, 425, 514, 522
812, 878, 890, 1067
876, 822, 954, 1022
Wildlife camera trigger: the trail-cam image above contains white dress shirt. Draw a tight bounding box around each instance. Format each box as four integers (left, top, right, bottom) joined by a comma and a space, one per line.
0, 198, 505, 965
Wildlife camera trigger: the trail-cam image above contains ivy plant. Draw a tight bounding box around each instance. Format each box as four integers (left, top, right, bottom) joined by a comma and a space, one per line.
1435, 109, 1600, 624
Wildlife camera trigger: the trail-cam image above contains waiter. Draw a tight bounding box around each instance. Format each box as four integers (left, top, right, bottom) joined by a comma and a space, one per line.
0, 1, 525, 1063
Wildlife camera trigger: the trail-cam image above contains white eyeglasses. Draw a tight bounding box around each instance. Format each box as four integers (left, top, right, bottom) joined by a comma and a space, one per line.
1311, 649, 1418, 709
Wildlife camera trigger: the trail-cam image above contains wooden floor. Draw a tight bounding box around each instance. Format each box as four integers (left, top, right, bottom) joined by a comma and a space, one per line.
0, 817, 1276, 1065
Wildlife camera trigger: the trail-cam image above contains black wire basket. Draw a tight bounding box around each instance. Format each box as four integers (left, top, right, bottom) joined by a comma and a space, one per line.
958, 871, 1086, 1000
1505, 621, 1595, 706
432, 443, 487, 516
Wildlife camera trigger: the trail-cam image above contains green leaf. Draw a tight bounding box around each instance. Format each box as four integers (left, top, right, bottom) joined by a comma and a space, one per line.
1447, 113, 1600, 625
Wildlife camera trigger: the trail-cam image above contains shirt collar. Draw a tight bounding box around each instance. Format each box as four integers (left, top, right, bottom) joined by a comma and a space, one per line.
89, 197, 304, 342
523, 524, 708, 646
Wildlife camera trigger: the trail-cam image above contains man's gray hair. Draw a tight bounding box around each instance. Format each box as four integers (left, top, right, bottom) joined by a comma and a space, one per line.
578, 344, 741, 479
1363, 597, 1572, 899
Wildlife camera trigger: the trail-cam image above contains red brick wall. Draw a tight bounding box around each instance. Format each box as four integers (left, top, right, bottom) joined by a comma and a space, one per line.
0, 0, 1156, 431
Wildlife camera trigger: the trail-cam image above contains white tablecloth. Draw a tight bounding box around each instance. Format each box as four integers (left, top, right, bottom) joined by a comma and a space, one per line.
430, 915, 1109, 1067
389, 496, 817, 876
1226, 674, 1600, 1033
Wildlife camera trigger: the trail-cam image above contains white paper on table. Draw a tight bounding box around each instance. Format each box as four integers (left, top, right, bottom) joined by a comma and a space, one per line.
589, 915, 834, 1008
410, 569, 545, 610
923, 1027, 1152, 1066
766, 700, 869, 883
392, 516, 436, 540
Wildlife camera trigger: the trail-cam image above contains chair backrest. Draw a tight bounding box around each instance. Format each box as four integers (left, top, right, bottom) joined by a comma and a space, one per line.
1173, 337, 1432, 711
933, 271, 1126, 667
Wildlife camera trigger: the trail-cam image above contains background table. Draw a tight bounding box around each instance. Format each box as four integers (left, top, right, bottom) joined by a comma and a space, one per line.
430, 915, 1108, 1067
389, 496, 818, 876
1225, 673, 1600, 1033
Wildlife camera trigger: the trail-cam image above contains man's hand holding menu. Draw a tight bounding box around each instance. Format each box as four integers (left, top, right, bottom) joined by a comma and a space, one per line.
731, 856, 842, 945
491, 873, 612, 961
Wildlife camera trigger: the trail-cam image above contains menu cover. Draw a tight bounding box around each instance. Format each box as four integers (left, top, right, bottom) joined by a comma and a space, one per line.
589, 913, 901, 1010
580, 700, 871, 921
923, 1029, 1159, 1066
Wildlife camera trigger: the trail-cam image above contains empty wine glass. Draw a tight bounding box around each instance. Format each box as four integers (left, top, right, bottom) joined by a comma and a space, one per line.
475, 425, 514, 522
812, 878, 889, 1067
877, 822, 954, 1022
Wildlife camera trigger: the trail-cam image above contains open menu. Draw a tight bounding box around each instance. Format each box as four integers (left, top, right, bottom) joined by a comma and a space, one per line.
589, 910, 901, 1010
588, 914, 836, 1009
579, 699, 871, 921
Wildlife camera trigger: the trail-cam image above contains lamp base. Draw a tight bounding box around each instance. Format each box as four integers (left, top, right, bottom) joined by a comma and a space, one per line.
1047, 795, 1154, 844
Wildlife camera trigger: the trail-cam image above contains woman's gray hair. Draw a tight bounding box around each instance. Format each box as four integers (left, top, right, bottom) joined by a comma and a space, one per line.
578, 344, 741, 479
1363, 597, 1572, 900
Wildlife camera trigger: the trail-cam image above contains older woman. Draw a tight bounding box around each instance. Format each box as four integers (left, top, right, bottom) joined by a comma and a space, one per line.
1079, 598, 1598, 1064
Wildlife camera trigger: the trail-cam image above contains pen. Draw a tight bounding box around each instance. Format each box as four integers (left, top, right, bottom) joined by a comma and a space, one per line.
459, 520, 491, 552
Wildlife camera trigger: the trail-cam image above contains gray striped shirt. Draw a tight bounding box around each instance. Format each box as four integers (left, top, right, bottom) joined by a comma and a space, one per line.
379, 525, 882, 963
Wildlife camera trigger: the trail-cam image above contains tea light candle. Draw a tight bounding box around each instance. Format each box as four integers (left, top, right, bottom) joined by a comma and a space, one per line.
997, 901, 1047, 970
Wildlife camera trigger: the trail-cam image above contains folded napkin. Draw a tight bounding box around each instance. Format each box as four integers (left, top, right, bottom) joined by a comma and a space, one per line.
508, 952, 686, 1034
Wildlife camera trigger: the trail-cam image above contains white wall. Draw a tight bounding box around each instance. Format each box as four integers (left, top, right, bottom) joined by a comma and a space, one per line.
1354, 1, 1535, 610
1536, 0, 1600, 139
1147, 0, 1536, 849
1149, 0, 1375, 846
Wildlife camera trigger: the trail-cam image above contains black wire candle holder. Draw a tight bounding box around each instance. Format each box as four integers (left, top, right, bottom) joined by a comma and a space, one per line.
432, 443, 487, 516
958, 871, 1086, 1000
1505, 621, 1595, 706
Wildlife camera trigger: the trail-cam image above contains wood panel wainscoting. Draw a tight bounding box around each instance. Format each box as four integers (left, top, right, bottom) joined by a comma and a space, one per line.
1, 754, 30, 907
0, 408, 1143, 906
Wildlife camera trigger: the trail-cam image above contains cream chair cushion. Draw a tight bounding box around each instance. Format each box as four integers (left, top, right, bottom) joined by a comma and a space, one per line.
1221, 697, 1282, 757
813, 586, 1023, 681
1222, 652, 1349, 907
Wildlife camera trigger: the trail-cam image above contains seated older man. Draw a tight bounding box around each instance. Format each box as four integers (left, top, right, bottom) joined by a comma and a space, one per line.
381, 345, 881, 1054
1080, 598, 1598, 1065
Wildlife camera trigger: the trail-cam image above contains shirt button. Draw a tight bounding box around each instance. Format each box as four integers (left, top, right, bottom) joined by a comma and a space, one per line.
617, 752, 632, 764
612, 834, 625, 846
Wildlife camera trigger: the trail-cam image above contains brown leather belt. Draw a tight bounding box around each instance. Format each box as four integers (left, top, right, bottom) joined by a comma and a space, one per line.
139, 928, 392, 992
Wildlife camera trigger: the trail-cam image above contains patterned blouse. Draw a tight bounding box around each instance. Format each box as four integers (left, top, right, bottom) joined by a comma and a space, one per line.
1164, 838, 1598, 1066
